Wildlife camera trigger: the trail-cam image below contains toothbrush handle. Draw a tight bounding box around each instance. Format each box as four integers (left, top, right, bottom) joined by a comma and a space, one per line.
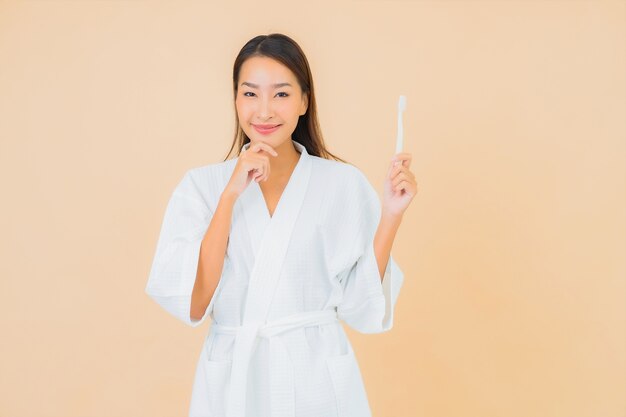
395, 113, 403, 154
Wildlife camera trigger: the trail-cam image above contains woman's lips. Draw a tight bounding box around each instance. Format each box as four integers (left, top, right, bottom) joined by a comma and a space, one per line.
253, 124, 281, 135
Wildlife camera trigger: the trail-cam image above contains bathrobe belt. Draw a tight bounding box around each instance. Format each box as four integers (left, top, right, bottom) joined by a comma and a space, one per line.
210, 308, 339, 417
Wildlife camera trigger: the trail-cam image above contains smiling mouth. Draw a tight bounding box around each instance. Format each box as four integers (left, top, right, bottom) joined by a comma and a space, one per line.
253, 124, 282, 134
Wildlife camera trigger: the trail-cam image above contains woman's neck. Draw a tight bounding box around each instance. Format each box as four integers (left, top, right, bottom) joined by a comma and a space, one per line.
266, 138, 300, 177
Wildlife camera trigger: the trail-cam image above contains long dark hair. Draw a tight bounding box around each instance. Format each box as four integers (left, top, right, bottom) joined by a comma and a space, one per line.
223, 33, 348, 163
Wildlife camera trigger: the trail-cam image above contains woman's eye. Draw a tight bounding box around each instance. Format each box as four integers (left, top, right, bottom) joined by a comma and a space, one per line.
242, 92, 288, 98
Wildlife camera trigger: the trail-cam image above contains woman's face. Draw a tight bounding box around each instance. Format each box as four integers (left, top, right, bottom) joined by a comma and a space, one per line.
235, 56, 308, 149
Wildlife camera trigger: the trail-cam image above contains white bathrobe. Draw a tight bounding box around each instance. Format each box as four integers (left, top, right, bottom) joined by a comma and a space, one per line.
145, 139, 404, 417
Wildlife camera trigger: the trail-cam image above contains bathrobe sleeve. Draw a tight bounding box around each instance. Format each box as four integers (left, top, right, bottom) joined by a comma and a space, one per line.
145, 170, 218, 328
333, 168, 405, 334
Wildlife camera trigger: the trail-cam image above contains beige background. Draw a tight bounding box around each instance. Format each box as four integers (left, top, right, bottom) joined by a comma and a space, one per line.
1, 0, 624, 416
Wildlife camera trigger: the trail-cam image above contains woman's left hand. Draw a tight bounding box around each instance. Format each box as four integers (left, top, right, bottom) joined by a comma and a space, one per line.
382, 152, 418, 218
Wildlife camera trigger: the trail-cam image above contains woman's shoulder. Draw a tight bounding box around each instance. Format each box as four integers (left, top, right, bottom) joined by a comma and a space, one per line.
311, 156, 367, 184
173, 159, 237, 205
311, 157, 377, 202
186, 158, 237, 182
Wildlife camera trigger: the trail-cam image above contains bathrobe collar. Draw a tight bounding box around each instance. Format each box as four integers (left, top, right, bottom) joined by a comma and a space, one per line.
237, 139, 311, 259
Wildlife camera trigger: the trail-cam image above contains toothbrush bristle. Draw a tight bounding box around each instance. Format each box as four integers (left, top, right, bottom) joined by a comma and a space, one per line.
398, 95, 406, 112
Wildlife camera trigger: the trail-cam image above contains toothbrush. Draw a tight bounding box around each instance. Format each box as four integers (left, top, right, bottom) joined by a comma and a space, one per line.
395, 95, 406, 157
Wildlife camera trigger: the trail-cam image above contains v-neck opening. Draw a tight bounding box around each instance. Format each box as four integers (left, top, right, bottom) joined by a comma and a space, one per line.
237, 139, 312, 260
256, 149, 303, 221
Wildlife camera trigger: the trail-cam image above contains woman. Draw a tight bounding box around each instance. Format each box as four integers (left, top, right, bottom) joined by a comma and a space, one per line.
145, 33, 418, 417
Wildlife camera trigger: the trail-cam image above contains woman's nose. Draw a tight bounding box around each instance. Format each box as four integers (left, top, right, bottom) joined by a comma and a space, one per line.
258, 97, 273, 118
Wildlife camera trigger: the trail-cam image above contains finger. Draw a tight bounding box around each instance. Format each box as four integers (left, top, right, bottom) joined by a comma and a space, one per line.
402, 167, 415, 179
255, 163, 264, 183
394, 180, 410, 193
399, 154, 412, 168
404, 181, 418, 196
392, 172, 411, 188
392, 179, 403, 193
390, 164, 407, 179
389, 164, 400, 179
392, 173, 403, 188
249, 142, 261, 154
388, 158, 400, 174
250, 155, 269, 182
253, 141, 278, 157
391, 153, 412, 168
255, 159, 266, 181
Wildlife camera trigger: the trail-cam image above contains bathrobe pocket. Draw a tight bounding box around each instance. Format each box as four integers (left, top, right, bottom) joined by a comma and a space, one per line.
325, 349, 372, 417
203, 358, 231, 416
189, 333, 232, 417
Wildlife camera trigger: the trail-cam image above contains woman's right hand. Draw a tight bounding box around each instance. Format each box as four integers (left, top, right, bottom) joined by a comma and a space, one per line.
223, 141, 279, 199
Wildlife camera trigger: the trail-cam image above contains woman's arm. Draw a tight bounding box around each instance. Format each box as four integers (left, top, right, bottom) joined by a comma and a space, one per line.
373, 151, 417, 282
190, 191, 237, 321
373, 211, 403, 282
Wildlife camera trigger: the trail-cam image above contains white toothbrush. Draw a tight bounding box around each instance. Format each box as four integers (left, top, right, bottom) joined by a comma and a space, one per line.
395, 95, 406, 156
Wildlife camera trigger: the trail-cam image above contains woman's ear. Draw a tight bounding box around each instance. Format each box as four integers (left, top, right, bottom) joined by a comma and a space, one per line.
300, 92, 308, 116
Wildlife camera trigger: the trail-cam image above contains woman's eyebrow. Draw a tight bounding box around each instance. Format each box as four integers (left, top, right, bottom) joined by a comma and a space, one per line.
241, 81, 292, 89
